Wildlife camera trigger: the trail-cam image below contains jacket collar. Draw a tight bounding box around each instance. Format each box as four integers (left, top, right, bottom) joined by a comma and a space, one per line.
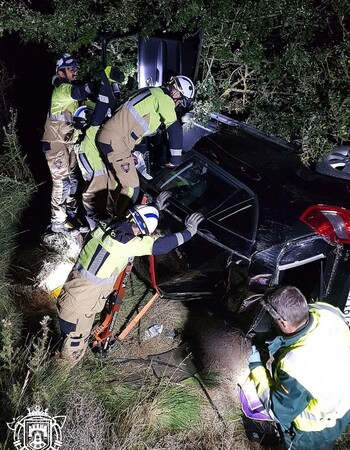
268, 312, 313, 354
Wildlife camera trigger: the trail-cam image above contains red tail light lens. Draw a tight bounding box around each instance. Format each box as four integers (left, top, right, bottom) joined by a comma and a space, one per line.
300, 205, 350, 244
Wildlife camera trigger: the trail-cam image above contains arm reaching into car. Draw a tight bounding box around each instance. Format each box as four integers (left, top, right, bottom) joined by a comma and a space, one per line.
152, 212, 204, 255
155, 191, 172, 211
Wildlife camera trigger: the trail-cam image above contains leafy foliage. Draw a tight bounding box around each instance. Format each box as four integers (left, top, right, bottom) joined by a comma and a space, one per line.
1, 0, 350, 162
0, 109, 34, 180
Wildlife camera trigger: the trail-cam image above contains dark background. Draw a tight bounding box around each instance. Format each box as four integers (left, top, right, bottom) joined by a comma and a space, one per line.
0, 33, 53, 182
0, 34, 59, 236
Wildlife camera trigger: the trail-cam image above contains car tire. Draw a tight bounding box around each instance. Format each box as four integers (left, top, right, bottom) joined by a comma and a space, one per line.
315, 146, 350, 180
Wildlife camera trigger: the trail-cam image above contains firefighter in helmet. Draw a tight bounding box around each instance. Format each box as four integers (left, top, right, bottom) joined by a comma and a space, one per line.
42, 53, 97, 233
57, 191, 203, 364
96, 75, 195, 215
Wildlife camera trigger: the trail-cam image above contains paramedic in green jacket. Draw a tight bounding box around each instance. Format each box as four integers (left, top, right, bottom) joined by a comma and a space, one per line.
248, 285, 350, 450
57, 191, 203, 365
42, 53, 96, 233
97, 75, 195, 214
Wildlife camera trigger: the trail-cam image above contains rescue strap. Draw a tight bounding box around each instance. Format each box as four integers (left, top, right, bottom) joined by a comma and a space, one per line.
90, 257, 134, 352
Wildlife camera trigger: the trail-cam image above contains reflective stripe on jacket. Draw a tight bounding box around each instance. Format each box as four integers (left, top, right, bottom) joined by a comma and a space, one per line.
76, 221, 155, 283
74, 126, 107, 181
127, 87, 177, 134
250, 303, 350, 432
42, 82, 78, 143
100, 87, 182, 151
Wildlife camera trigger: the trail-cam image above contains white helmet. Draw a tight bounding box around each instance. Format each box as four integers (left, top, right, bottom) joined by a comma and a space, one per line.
73, 105, 92, 129
56, 53, 79, 73
171, 75, 195, 107
128, 205, 159, 235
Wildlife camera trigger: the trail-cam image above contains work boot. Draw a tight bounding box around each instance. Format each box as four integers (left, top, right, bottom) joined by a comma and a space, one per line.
66, 210, 90, 234
51, 221, 83, 234
51, 221, 72, 234
68, 221, 89, 234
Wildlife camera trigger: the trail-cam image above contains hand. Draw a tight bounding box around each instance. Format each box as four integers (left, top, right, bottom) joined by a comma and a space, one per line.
141, 193, 153, 205
155, 191, 172, 211
104, 65, 125, 83
185, 212, 204, 236
247, 345, 262, 369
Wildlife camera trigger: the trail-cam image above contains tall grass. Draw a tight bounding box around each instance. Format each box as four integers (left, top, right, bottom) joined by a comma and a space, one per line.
0, 110, 37, 445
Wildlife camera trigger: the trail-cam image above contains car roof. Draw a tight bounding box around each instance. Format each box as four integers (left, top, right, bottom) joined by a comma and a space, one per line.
195, 123, 350, 211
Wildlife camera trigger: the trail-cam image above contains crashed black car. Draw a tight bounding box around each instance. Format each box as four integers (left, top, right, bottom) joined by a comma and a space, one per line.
104, 33, 350, 325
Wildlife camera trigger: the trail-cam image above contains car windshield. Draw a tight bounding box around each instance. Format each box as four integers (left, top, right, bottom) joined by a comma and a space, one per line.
155, 155, 257, 241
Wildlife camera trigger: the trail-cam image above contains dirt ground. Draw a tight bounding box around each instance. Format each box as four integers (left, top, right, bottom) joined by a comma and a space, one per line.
94, 272, 252, 420
16, 233, 261, 449
29, 253, 252, 420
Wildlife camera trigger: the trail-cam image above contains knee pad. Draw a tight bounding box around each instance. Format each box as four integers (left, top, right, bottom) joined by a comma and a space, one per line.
58, 317, 76, 339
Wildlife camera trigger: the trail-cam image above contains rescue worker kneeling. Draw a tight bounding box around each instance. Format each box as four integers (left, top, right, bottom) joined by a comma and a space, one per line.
57, 191, 203, 365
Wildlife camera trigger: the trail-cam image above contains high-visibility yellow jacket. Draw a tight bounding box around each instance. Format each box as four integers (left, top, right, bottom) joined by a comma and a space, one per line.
74, 126, 107, 181
42, 79, 93, 143
127, 87, 178, 136
75, 219, 191, 285
250, 303, 350, 433
99, 87, 183, 162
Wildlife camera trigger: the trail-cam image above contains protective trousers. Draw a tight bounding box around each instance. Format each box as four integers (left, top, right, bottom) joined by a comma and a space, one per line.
81, 170, 116, 229
57, 270, 113, 364
43, 141, 78, 226
97, 106, 143, 212
75, 138, 117, 229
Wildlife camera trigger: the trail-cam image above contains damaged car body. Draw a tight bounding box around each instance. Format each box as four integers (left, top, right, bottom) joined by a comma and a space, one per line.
103, 32, 350, 326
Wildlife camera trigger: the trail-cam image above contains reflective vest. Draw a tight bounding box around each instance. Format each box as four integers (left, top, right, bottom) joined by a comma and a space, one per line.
42, 83, 78, 143
251, 303, 350, 432
76, 221, 155, 284
126, 87, 177, 137
74, 126, 107, 181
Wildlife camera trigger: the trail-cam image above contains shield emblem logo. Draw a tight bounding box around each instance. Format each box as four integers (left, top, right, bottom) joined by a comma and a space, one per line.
54, 159, 63, 170
121, 162, 130, 173
24, 417, 52, 450
7, 405, 66, 450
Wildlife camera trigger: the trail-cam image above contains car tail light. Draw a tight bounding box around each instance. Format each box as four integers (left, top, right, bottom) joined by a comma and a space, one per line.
300, 205, 350, 244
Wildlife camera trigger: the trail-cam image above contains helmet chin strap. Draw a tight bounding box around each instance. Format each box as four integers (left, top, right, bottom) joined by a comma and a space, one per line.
168, 85, 183, 107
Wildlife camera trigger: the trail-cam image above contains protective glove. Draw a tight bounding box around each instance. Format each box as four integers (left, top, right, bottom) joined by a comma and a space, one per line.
155, 191, 172, 211
247, 345, 262, 370
104, 65, 125, 83
185, 212, 204, 236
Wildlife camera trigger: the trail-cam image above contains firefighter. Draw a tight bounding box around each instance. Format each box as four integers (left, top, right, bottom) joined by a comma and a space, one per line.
248, 285, 350, 450
96, 75, 195, 214
42, 53, 97, 233
57, 191, 204, 365
72, 67, 125, 231
72, 105, 116, 230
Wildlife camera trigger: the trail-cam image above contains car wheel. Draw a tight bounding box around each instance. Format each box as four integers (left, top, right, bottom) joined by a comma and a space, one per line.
315, 146, 350, 180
